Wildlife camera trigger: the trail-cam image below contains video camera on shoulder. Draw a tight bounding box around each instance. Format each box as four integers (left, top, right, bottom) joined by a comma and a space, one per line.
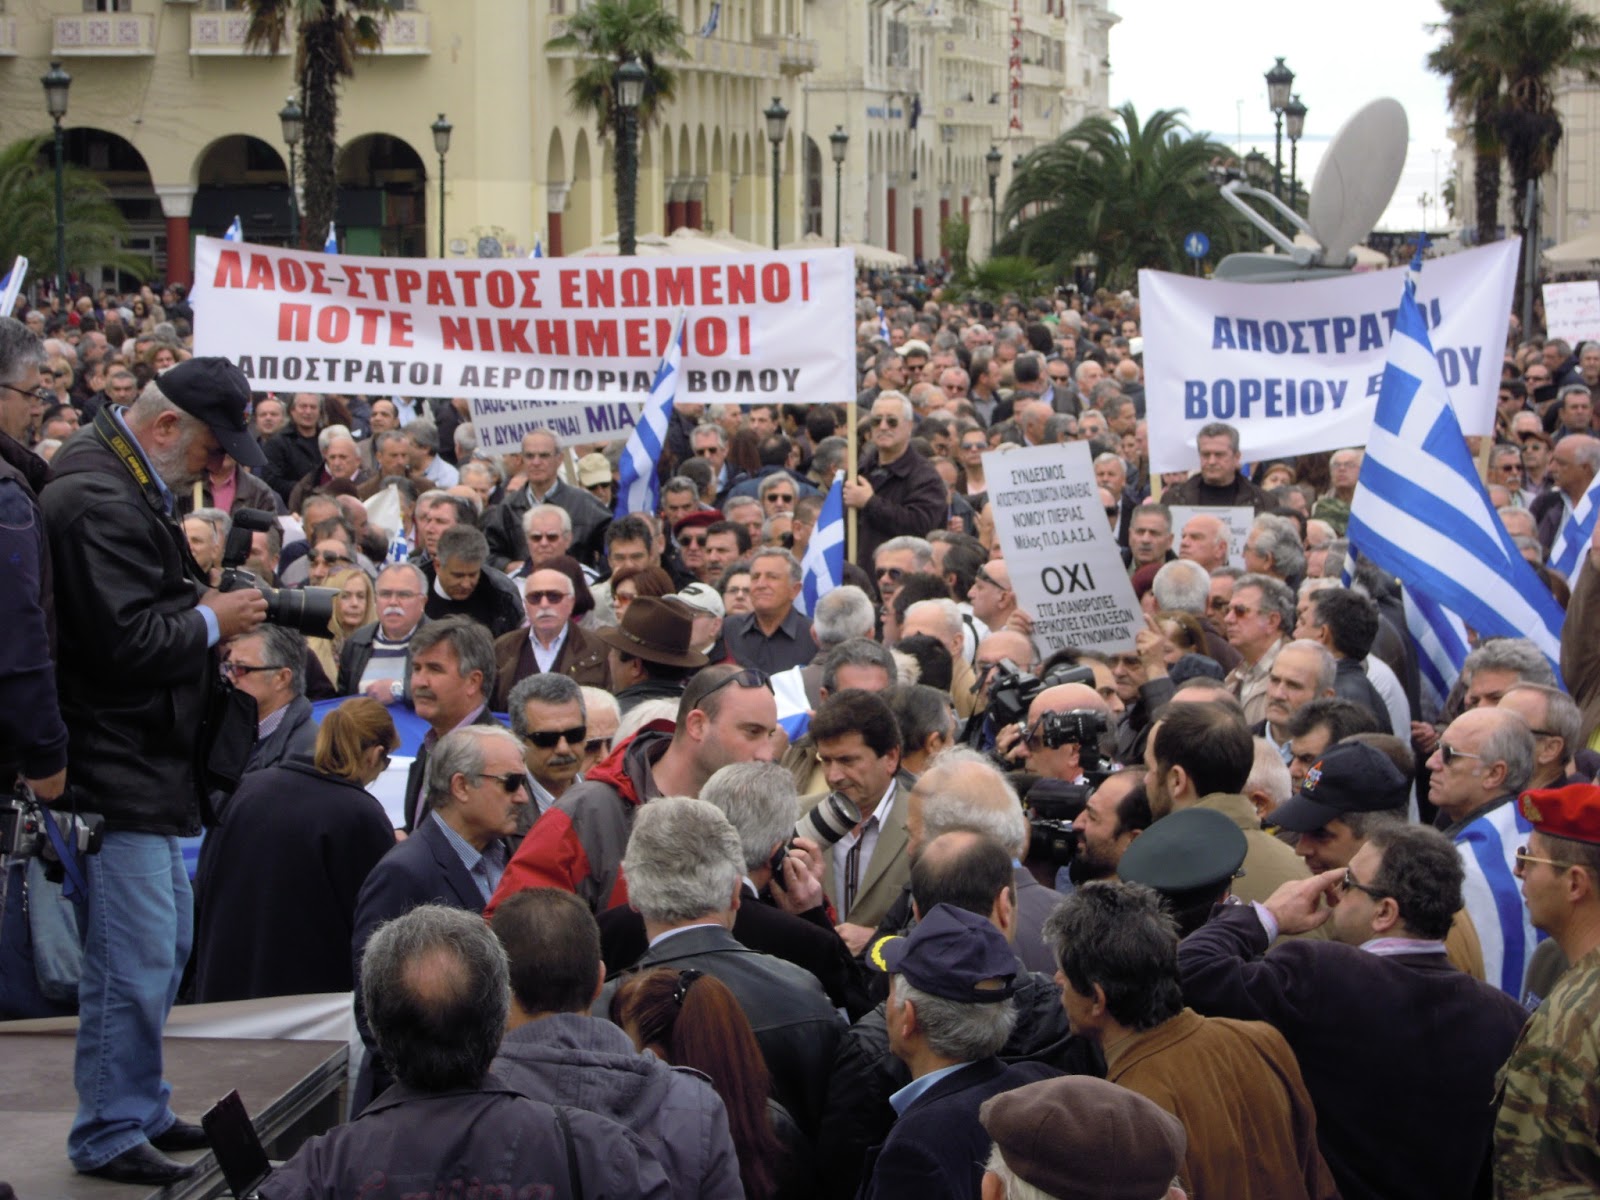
1018, 709, 1113, 867
218, 510, 336, 638
0, 784, 104, 880
985, 659, 1096, 729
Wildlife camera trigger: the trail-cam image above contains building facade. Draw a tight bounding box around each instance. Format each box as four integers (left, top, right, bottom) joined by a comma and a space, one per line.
0, 0, 1113, 283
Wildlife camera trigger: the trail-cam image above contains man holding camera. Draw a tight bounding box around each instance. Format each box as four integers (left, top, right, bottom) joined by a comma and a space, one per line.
43, 358, 270, 1186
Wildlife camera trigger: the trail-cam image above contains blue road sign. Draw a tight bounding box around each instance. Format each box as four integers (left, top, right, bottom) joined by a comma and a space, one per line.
1184, 231, 1210, 259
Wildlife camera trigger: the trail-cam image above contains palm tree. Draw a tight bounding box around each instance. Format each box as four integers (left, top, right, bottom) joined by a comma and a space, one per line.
1428, 0, 1506, 246
999, 104, 1250, 287
547, 0, 686, 143
0, 137, 150, 289
242, 0, 396, 247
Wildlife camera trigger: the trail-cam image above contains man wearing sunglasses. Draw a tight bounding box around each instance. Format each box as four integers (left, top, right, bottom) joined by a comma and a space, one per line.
844, 392, 948, 571
506, 673, 589, 820
1426, 706, 1541, 997
490, 569, 609, 712
1179, 822, 1529, 1200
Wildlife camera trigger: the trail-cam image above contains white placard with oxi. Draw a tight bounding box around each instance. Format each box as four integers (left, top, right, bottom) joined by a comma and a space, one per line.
983, 442, 1141, 655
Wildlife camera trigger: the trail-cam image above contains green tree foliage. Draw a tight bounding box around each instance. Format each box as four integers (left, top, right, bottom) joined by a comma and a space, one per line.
998, 104, 1250, 287
547, 0, 687, 141
1429, 0, 1507, 246
0, 137, 149, 285
243, 0, 395, 247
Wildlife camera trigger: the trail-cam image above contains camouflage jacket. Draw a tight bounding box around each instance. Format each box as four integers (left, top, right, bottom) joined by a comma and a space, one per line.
1495, 944, 1600, 1198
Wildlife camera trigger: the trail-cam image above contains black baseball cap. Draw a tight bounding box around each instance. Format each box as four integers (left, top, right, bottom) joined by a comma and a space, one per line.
879, 903, 1018, 1003
153, 357, 266, 469
1266, 740, 1409, 833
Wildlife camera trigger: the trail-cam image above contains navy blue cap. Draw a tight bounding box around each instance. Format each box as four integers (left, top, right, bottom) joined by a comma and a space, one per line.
879, 903, 1018, 1003
153, 356, 266, 469
1267, 740, 1409, 833
1117, 807, 1246, 896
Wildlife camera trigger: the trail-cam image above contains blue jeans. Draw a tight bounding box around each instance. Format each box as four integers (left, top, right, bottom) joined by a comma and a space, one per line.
68, 831, 191, 1170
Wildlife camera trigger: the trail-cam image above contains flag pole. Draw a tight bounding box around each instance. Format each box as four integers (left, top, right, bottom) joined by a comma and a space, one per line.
846, 402, 858, 563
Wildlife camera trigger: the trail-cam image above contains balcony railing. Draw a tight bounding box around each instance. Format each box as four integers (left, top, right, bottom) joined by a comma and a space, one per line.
54, 13, 157, 56
0, 18, 17, 57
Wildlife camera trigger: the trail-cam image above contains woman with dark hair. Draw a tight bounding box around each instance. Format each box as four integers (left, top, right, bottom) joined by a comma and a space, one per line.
727, 427, 762, 477
612, 967, 812, 1200
610, 564, 675, 623
192, 698, 400, 1003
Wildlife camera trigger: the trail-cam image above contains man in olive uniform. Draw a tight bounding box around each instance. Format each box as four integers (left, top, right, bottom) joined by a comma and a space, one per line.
1494, 783, 1600, 1197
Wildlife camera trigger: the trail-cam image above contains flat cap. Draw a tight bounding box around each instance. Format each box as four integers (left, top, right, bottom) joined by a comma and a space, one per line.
154, 357, 266, 469
980, 1075, 1186, 1200
1267, 740, 1410, 833
1519, 784, 1600, 846
1117, 807, 1246, 898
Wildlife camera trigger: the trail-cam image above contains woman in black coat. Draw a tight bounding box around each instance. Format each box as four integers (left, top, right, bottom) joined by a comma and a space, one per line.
193, 698, 400, 1003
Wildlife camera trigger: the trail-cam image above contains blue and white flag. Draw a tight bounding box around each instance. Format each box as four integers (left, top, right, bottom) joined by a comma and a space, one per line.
531, 233, 544, 259
324, 223, 338, 254
770, 666, 813, 740
1404, 588, 1470, 724
876, 305, 890, 343
1548, 476, 1600, 579
1347, 250, 1566, 682
799, 477, 844, 617
616, 309, 686, 520
225, 215, 243, 243
0, 256, 27, 318
698, 1, 720, 36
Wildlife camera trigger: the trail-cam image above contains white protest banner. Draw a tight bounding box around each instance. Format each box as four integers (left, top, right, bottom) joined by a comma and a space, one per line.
1543, 280, 1600, 348
1141, 239, 1519, 472
1168, 505, 1254, 571
191, 238, 856, 413
469, 398, 643, 451
984, 442, 1141, 654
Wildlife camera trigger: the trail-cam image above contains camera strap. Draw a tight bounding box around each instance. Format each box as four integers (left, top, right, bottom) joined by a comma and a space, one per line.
42, 814, 90, 910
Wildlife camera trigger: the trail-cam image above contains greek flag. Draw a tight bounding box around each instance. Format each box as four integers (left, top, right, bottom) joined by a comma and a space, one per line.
324, 223, 338, 254
1404, 588, 1469, 724
799, 477, 844, 616
1548, 477, 1600, 579
877, 305, 890, 342
1347, 251, 1566, 681
698, 1, 720, 35
531, 234, 544, 259
0, 256, 27, 318
770, 666, 813, 740
616, 309, 686, 520
225, 215, 243, 242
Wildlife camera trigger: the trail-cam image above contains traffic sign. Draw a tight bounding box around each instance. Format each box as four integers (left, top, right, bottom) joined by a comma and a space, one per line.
1184, 231, 1210, 260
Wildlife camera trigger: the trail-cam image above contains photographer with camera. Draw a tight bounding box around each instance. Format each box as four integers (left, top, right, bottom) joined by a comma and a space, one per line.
42, 358, 272, 1187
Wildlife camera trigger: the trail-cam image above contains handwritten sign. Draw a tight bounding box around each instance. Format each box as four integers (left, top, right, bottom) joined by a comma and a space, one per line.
1543, 280, 1600, 348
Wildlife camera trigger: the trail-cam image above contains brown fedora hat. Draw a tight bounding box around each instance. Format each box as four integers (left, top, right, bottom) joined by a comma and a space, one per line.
594, 595, 709, 669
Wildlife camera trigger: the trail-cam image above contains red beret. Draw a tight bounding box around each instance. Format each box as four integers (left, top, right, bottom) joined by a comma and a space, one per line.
1519, 784, 1600, 845
673, 510, 724, 534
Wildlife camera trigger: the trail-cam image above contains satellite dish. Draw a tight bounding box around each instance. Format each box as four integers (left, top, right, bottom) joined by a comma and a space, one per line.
1307, 97, 1408, 267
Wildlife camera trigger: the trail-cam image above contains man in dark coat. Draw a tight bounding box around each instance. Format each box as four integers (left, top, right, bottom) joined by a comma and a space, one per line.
1164, 421, 1269, 511
43, 358, 270, 1186
261, 392, 324, 502
422, 525, 524, 640
482, 429, 610, 569
859, 903, 1060, 1200
1178, 824, 1528, 1200
844, 392, 949, 571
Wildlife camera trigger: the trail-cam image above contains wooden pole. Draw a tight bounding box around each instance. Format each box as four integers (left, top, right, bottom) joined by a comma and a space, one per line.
846, 402, 859, 563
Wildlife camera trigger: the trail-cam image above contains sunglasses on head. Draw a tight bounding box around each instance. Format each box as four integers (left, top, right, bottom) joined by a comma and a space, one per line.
695, 667, 772, 708
523, 726, 586, 749
524, 589, 570, 606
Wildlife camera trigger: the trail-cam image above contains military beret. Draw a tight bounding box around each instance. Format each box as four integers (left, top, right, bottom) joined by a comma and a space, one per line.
980, 1075, 1186, 1200
1267, 741, 1410, 833
1118, 807, 1246, 897
673, 509, 724, 534
1519, 784, 1600, 846
154, 356, 267, 469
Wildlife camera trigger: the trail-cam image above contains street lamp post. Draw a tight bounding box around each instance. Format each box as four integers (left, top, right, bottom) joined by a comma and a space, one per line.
765, 97, 789, 251
431, 113, 452, 258
985, 144, 1002, 251
278, 94, 304, 246
41, 62, 71, 300
830, 125, 849, 248
1283, 94, 1307, 211
614, 57, 648, 257
1264, 57, 1294, 202
1243, 149, 1274, 190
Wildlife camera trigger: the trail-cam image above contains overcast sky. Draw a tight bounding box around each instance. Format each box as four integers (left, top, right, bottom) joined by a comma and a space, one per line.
1106, 0, 1452, 236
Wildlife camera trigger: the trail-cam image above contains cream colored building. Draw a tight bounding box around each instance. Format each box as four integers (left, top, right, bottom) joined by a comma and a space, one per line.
0, 0, 1112, 284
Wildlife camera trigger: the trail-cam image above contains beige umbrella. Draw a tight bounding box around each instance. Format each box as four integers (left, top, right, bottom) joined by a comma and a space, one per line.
564, 232, 674, 257
848, 240, 912, 269
1543, 229, 1600, 268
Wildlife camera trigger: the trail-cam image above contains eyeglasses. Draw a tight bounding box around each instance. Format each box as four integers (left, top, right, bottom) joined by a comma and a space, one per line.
767, 494, 795, 504
961, 440, 988, 451
585, 736, 613, 755
523, 726, 587, 749
869, 416, 902, 429
377, 589, 420, 601
1227, 604, 1259, 619
693, 667, 772, 709
1515, 845, 1569, 870
876, 566, 905, 582
527, 531, 566, 543
311, 551, 353, 567
475, 772, 528, 795
678, 534, 708, 547
0, 383, 52, 406
1337, 867, 1388, 900
524, 450, 557, 460
221, 661, 279, 678
524, 589, 571, 606
695, 446, 721, 457
1439, 744, 1483, 767
975, 568, 1008, 592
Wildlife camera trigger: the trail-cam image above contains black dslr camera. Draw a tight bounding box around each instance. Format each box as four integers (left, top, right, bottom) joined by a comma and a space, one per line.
0, 785, 104, 882
1022, 709, 1113, 866
985, 660, 1095, 729
217, 510, 337, 638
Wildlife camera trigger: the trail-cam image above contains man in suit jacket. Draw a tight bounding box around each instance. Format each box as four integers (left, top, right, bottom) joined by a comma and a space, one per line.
351, 725, 530, 1104
595, 797, 843, 1142
802, 690, 917, 954
1178, 824, 1529, 1200
860, 904, 1059, 1200
401, 617, 505, 832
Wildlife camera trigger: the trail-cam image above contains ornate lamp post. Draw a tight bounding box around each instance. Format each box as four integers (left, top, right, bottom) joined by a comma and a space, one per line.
431, 113, 452, 257
278, 94, 304, 245
614, 57, 648, 256
830, 125, 849, 248
1264, 57, 1294, 201
985, 144, 1002, 250
1284, 94, 1307, 211
765, 96, 789, 250
41, 61, 71, 298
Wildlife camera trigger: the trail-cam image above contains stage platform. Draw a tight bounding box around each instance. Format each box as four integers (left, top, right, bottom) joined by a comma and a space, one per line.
0, 996, 353, 1200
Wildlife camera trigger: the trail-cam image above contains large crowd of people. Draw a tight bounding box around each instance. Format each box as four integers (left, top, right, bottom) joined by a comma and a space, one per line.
1, 278, 1599, 1199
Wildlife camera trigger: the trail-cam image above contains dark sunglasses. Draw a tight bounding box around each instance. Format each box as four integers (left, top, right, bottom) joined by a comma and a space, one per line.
1440, 744, 1482, 767
695, 447, 721, 457
523, 726, 587, 749
220, 661, 278, 678
310, 551, 352, 566
876, 566, 905, 582
869, 415, 902, 429
476, 772, 528, 795
524, 589, 570, 606
1338, 867, 1387, 900
526, 531, 566, 543
766, 493, 795, 503
961, 440, 988, 450
586, 736, 613, 755
679, 533, 708, 547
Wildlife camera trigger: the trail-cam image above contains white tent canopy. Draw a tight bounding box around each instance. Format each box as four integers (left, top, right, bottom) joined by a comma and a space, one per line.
1543, 229, 1600, 268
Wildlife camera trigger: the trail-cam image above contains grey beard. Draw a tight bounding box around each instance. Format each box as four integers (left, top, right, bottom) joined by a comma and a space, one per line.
148, 433, 202, 489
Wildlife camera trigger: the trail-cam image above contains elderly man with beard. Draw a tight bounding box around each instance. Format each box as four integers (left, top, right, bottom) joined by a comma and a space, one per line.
44, 359, 271, 1185
490, 567, 610, 710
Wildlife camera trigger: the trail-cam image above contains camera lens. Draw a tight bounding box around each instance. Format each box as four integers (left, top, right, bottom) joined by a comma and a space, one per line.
262, 584, 336, 639
796, 791, 861, 848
